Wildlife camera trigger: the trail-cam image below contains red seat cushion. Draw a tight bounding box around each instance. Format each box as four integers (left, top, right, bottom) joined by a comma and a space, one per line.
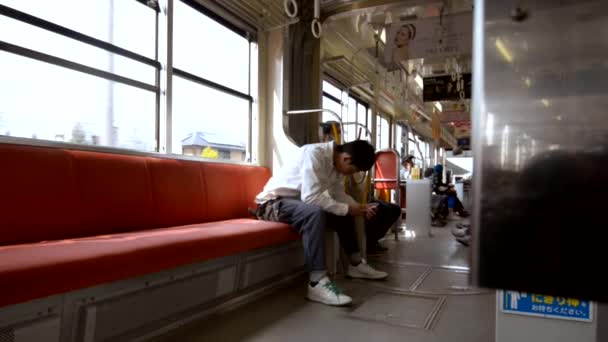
0, 144, 81, 245
147, 158, 207, 227
69, 150, 156, 235
0, 219, 298, 308
374, 151, 399, 190
199, 163, 271, 221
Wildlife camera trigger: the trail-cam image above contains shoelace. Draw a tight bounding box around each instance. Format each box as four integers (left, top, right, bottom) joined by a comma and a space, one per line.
323, 281, 343, 296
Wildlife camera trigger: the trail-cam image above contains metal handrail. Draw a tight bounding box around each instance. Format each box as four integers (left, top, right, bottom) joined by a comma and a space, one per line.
342, 121, 372, 141
285, 109, 344, 144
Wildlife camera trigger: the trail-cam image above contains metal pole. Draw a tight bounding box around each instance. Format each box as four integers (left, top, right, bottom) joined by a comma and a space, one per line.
285, 109, 343, 144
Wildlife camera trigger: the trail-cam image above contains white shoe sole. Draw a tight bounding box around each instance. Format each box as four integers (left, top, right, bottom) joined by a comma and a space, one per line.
306, 293, 352, 306
346, 272, 388, 280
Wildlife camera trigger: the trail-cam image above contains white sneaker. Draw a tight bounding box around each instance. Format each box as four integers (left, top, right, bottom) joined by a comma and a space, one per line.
456, 234, 471, 246
307, 276, 352, 306
451, 226, 469, 238
447, 213, 462, 221
347, 260, 388, 280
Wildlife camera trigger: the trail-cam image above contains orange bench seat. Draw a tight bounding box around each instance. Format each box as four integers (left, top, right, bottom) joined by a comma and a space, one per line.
0, 143, 298, 308
0, 219, 296, 308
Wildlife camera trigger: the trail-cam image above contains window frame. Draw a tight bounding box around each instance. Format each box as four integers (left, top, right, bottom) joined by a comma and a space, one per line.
321, 77, 371, 141
0, 0, 258, 164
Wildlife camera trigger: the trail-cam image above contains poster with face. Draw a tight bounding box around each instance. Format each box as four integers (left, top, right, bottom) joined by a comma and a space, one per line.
384, 14, 472, 66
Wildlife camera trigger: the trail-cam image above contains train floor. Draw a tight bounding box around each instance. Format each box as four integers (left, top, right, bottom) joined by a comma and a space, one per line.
153, 219, 495, 342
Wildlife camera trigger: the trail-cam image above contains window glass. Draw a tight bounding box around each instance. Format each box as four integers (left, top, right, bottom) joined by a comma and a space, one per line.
0, 13, 154, 84
174, 1, 250, 94
172, 77, 249, 161
0, 51, 156, 150
322, 96, 342, 123
377, 115, 389, 149
344, 97, 357, 142
1, 0, 156, 58
322, 80, 341, 100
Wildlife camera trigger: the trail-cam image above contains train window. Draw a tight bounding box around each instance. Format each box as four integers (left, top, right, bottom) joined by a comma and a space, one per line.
0, 0, 158, 151
376, 114, 390, 149
171, 0, 255, 162
355, 103, 367, 140
0, 14, 154, 84
172, 77, 249, 160
321, 80, 373, 142
174, 0, 250, 95
322, 95, 342, 123
345, 97, 357, 142
0, 0, 156, 58
0, 51, 156, 150
322, 81, 342, 123
396, 124, 405, 157
322, 81, 341, 101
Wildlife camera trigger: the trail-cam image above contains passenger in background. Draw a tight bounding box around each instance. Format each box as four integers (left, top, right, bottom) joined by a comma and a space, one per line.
318, 122, 400, 255
254, 139, 388, 307
432, 164, 469, 219
400, 155, 415, 180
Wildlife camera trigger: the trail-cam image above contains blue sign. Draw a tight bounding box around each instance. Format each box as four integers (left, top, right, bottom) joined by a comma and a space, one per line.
502, 291, 593, 322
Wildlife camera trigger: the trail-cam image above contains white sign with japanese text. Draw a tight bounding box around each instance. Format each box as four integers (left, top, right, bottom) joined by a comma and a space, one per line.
501, 291, 593, 322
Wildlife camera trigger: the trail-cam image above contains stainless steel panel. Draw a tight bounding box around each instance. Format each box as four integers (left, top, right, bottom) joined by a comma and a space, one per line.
472, 0, 608, 301
238, 243, 305, 289
79, 266, 237, 342
13, 317, 60, 342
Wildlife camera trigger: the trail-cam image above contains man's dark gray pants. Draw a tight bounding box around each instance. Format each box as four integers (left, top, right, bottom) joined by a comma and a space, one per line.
275, 198, 359, 272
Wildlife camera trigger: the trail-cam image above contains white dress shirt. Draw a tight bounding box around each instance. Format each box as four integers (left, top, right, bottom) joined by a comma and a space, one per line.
255, 141, 357, 216
400, 166, 410, 181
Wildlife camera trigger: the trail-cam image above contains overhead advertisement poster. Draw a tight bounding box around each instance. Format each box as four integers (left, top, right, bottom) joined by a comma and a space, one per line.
384, 13, 472, 66
423, 73, 471, 102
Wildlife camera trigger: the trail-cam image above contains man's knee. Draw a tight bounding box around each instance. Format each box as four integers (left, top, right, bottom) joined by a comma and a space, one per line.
298, 204, 329, 231
308, 206, 326, 221
377, 202, 400, 219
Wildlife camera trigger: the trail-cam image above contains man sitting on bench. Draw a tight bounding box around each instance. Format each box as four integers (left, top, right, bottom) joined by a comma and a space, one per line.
255, 137, 388, 306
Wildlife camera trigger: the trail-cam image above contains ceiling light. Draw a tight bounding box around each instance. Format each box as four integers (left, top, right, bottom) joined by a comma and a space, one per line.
524, 77, 531, 87
541, 99, 550, 107
495, 39, 513, 63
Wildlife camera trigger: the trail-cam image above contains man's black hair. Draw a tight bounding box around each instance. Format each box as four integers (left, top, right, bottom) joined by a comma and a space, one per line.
402, 155, 415, 165
335, 140, 375, 171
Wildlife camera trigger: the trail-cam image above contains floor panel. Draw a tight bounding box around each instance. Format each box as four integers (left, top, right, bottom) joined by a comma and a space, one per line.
152, 220, 495, 342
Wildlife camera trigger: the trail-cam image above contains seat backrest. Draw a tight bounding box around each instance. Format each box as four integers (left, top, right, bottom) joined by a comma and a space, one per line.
0, 143, 271, 245
373, 149, 400, 190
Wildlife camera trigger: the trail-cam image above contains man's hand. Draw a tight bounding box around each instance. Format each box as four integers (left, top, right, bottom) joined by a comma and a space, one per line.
348, 203, 379, 219
365, 203, 379, 219
348, 204, 368, 217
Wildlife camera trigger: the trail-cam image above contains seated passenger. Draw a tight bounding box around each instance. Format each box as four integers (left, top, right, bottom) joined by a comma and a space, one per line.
432, 164, 469, 219
424, 168, 448, 227
318, 121, 401, 255
400, 155, 415, 180
452, 222, 471, 246
255, 139, 388, 306
365, 199, 401, 255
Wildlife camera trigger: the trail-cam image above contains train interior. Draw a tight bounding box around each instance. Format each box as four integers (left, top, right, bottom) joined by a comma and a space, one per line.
0, 0, 605, 341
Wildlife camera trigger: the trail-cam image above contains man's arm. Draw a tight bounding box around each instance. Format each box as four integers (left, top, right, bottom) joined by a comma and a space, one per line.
328, 179, 358, 206
300, 153, 350, 216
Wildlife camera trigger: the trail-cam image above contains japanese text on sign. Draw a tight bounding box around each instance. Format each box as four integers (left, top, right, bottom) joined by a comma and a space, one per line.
502, 291, 592, 322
